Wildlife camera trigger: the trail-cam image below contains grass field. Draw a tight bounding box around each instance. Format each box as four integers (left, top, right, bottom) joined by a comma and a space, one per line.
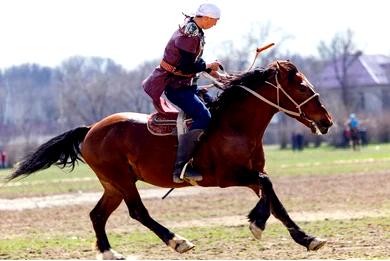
1, 143, 390, 198
2, 216, 389, 259
1, 143, 390, 259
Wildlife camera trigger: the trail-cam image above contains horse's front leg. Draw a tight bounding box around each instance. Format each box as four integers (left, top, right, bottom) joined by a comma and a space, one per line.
247, 174, 270, 240
218, 170, 270, 240
253, 172, 326, 251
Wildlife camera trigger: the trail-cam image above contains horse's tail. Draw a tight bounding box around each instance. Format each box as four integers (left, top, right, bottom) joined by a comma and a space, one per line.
6, 126, 91, 181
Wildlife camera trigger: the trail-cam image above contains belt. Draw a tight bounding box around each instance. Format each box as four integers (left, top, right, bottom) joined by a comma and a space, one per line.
160, 60, 195, 78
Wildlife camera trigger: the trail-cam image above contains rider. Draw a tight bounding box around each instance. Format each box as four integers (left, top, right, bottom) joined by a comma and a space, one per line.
347, 113, 360, 130
142, 3, 222, 183
346, 113, 361, 142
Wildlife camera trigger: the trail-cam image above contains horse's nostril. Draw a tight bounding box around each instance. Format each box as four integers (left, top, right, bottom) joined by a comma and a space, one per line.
319, 119, 332, 128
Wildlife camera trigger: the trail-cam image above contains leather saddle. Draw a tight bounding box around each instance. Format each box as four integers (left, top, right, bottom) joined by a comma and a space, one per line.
147, 111, 192, 136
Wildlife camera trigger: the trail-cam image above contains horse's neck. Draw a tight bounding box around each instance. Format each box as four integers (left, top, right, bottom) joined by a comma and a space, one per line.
219, 99, 277, 138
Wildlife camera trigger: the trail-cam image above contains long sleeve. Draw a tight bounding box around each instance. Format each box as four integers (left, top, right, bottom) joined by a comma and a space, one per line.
176, 49, 206, 74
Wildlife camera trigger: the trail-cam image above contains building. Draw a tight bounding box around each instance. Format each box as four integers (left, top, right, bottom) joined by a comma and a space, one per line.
315, 54, 390, 114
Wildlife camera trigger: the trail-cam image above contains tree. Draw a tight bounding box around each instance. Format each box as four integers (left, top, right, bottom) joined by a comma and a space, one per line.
55, 56, 126, 127
121, 60, 158, 114
214, 22, 289, 72
317, 29, 362, 110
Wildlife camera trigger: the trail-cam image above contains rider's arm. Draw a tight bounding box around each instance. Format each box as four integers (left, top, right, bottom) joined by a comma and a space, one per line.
176, 49, 207, 74
174, 33, 216, 74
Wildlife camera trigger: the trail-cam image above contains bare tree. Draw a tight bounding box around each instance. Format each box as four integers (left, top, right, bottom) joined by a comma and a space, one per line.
55, 56, 127, 127
214, 22, 289, 73
317, 29, 362, 110
120, 60, 158, 114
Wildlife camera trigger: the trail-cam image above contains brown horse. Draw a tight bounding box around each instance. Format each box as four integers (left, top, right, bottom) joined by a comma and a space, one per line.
7, 60, 333, 259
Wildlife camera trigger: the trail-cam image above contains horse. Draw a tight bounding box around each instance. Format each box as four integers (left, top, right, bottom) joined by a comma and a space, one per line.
349, 127, 361, 151
7, 60, 333, 259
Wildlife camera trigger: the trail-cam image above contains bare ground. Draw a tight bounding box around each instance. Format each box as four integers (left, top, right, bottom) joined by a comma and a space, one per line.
1, 172, 389, 259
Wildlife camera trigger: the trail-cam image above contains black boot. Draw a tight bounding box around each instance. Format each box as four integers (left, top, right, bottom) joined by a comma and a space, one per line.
172, 129, 204, 183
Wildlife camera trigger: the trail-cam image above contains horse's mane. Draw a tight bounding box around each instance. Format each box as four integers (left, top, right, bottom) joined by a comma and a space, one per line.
209, 68, 270, 117
208, 61, 300, 119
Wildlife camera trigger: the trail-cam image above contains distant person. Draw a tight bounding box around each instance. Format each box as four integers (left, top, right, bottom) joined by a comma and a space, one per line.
359, 127, 368, 146
291, 131, 304, 151
346, 113, 361, 150
342, 127, 351, 148
296, 132, 304, 151
347, 113, 360, 130
142, 3, 222, 183
291, 132, 298, 151
1, 151, 6, 168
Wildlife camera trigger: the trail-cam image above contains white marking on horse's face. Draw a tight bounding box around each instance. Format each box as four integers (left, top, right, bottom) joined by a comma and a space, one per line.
296, 72, 314, 90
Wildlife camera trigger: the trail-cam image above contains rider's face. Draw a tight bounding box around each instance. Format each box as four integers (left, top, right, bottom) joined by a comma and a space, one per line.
203, 17, 219, 29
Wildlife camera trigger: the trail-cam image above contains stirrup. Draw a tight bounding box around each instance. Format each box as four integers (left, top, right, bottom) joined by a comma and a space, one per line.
172, 161, 202, 184
183, 168, 203, 182
181, 161, 202, 182
173, 173, 184, 183
173, 163, 185, 183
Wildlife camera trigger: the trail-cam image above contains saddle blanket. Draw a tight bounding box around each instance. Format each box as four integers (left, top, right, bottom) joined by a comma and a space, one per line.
147, 111, 192, 136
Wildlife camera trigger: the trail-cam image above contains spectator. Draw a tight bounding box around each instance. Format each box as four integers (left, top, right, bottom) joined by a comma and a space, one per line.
359, 127, 369, 146
296, 132, 304, 151
342, 127, 351, 148
291, 131, 304, 151
1, 151, 7, 168
345, 113, 361, 150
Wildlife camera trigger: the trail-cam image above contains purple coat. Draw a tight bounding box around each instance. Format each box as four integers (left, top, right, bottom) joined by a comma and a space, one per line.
143, 19, 205, 102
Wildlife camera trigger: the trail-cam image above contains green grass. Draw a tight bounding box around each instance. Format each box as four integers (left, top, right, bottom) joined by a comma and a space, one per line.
1, 143, 390, 197
265, 143, 390, 176
0, 162, 154, 198
1, 216, 389, 259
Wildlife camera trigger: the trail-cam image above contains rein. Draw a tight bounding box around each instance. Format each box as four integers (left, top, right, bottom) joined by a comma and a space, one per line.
199, 43, 275, 90
238, 70, 319, 118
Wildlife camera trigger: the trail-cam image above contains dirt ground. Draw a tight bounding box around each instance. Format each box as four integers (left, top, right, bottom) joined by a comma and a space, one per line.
1, 172, 390, 259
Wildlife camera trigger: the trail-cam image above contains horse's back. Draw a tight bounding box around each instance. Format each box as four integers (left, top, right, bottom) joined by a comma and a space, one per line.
90, 112, 148, 130
81, 112, 179, 187
82, 112, 146, 161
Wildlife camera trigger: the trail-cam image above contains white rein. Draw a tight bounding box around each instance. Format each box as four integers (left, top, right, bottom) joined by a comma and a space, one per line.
238, 71, 319, 118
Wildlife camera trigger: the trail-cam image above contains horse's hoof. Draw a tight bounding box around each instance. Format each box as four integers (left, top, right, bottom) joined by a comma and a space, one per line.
308, 237, 327, 251
249, 222, 263, 240
168, 234, 195, 253
97, 249, 126, 260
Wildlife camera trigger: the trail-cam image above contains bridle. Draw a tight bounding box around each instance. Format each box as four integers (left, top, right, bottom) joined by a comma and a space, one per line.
238, 63, 320, 120
200, 61, 320, 126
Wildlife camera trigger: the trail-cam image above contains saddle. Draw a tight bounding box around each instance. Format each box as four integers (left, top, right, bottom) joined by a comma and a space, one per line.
147, 111, 192, 136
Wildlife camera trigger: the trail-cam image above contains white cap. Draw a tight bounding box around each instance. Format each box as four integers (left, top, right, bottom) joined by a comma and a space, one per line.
195, 3, 221, 19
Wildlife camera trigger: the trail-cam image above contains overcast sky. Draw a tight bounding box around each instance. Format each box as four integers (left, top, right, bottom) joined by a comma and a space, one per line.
1, 0, 389, 70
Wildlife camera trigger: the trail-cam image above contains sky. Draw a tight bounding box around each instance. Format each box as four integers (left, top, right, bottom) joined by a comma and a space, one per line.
1, 0, 389, 71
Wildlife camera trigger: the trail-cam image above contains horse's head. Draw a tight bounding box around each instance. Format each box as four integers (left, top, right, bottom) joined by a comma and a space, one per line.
265, 60, 333, 134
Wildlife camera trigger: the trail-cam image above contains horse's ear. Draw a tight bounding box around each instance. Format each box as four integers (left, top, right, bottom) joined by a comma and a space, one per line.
276, 61, 281, 69
259, 67, 277, 80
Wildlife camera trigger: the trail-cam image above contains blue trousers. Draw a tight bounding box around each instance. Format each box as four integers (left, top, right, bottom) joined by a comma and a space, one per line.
165, 86, 211, 130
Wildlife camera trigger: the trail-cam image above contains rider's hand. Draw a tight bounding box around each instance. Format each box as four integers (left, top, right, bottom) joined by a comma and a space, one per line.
206, 61, 221, 72
209, 70, 233, 81
208, 70, 220, 78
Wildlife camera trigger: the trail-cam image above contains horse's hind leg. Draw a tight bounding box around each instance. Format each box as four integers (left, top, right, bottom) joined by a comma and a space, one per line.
90, 186, 125, 260
261, 173, 326, 250
121, 183, 195, 253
